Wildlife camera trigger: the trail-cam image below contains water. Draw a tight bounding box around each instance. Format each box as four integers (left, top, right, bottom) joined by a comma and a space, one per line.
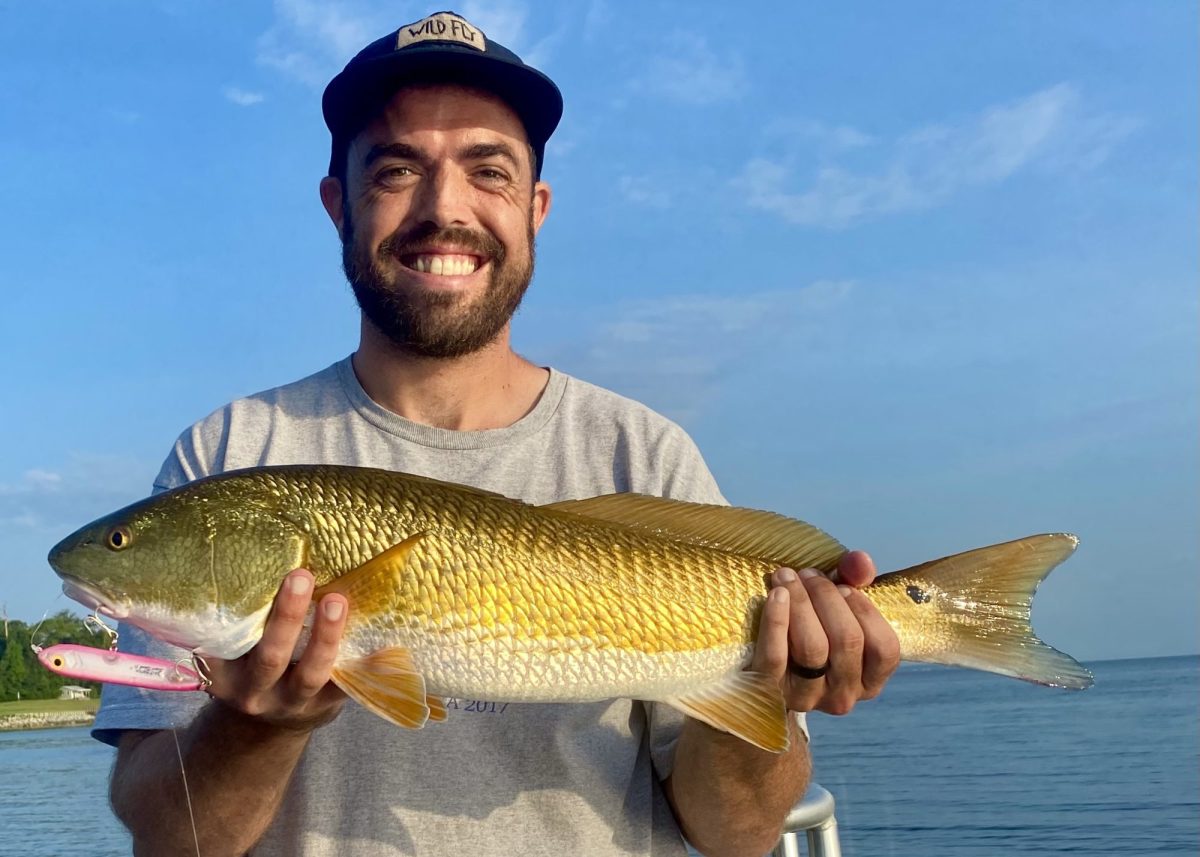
1, 656, 1196, 856
810, 655, 1199, 855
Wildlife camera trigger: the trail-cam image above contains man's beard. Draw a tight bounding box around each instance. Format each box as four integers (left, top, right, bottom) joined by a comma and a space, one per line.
343, 216, 535, 359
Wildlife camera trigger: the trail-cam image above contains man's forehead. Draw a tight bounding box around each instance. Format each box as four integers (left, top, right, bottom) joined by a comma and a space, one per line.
359, 84, 530, 145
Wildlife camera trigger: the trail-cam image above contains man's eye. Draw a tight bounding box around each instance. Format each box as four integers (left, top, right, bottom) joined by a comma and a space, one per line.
379, 166, 415, 180
476, 168, 509, 182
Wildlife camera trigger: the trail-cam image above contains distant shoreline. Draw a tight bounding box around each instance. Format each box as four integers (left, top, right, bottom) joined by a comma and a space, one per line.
0, 711, 95, 732
0, 699, 98, 732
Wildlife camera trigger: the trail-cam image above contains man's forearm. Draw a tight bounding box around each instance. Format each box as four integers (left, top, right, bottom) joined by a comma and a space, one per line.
111, 701, 314, 857
665, 717, 810, 857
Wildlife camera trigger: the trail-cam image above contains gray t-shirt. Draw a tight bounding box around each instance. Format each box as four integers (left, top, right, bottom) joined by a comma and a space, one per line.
93, 357, 728, 856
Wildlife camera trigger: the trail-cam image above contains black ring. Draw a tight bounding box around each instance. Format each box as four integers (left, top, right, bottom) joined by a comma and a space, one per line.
789, 659, 830, 680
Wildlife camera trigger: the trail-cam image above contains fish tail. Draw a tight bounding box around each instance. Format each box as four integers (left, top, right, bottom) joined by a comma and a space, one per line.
881, 533, 1093, 689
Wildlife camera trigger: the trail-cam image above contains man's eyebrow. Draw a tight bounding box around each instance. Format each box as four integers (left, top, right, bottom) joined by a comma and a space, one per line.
363, 142, 426, 168
459, 142, 520, 164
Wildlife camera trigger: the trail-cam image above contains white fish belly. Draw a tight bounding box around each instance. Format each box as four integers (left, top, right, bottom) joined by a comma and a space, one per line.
413, 637, 753, 702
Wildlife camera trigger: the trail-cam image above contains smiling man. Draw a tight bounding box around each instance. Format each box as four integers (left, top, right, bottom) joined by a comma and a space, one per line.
93, 12, 899, 857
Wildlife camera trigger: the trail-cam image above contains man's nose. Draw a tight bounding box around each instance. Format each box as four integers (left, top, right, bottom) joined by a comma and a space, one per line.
410, 166, 472, 227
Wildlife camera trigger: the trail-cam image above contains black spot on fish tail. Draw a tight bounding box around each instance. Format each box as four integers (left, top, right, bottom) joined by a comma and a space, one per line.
906, 584, 932, 604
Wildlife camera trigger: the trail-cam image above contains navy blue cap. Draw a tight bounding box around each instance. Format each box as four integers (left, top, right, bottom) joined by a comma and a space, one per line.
322, 11, 563, 178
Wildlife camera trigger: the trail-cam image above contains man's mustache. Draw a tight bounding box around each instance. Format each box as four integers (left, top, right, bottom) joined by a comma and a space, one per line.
379, 223, 505, 263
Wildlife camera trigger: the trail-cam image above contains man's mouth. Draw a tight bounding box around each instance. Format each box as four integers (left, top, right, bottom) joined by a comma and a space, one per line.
401, 253, 482, 276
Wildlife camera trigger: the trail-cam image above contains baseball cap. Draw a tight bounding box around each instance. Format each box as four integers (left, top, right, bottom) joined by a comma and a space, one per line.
322, 11, 563, 179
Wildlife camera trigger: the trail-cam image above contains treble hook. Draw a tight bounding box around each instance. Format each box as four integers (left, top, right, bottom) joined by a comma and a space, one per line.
84, 612, 120, 650
189, 654, 213, 693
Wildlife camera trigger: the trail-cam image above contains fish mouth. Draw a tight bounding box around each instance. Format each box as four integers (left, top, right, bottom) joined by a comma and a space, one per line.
60, 576, 131, 621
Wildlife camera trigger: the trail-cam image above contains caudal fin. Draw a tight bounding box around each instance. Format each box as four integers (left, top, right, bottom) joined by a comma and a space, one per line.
879, 534, 1093, 689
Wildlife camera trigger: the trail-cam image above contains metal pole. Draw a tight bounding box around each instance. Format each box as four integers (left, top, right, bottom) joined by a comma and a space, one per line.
770, 783, 841, 857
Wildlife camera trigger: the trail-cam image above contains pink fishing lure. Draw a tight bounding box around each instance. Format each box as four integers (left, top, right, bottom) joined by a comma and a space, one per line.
36, 643, 203, 691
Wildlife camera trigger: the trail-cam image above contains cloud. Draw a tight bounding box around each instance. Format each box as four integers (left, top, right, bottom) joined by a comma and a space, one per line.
541, 281, 855, 422
618, 175, 672, 208
736, 83, 1138, 228
640, 31, 747, 105
764, 118, 875, 152
256, 0, 397, 87
224, 87, 266, 107
255, 0, 545, 88
0, 454, 154, 535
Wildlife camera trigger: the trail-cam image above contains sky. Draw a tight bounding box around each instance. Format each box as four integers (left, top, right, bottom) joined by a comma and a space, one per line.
0, 1, 1195, 662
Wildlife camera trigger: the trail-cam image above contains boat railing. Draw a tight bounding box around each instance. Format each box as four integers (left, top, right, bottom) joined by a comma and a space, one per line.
771, 782, 841, 857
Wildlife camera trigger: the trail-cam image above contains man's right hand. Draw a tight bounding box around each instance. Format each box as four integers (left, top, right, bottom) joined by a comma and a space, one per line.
111, 571, 350, 855
203, 568, 350, 731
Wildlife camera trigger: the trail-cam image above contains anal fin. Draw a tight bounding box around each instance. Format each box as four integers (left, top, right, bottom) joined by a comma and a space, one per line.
664, 671, 790, 753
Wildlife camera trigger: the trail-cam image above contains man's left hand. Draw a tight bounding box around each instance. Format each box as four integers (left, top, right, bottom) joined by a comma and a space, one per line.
752, 550, 901, 714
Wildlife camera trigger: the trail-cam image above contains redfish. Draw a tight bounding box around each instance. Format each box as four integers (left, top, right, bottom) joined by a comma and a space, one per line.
47, 465, 1091, 752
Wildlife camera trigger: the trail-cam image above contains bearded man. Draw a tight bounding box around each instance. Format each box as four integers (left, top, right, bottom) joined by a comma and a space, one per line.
93, 12, 899, 857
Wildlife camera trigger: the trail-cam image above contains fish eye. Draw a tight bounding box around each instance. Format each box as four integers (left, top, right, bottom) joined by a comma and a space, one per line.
105, 525, 133, 551
51, 656, 65, 668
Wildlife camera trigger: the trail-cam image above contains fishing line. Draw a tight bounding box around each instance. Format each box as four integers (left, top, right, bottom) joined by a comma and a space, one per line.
171, 726, 202, 857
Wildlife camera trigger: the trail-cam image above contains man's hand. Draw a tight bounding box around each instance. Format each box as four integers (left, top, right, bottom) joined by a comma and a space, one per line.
752, 550, 900, 714
203, 569, 350, 730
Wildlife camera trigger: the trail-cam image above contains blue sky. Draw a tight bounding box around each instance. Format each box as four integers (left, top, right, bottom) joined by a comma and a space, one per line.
1, 1, 1195, 661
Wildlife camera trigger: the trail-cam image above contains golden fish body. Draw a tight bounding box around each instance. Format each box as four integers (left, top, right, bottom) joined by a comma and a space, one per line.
48, 465, 1091, 751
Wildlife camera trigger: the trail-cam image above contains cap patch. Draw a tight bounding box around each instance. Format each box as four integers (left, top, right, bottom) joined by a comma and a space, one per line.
397, 13, 486, 51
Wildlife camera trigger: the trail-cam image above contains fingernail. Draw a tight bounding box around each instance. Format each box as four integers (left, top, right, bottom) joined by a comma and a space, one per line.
288, 574, 311, 596
770, 587, 788, 604
323, 599, 344, 621
837, 585, 853, 597
776, 568, 798, 584
800, 569, 821, 580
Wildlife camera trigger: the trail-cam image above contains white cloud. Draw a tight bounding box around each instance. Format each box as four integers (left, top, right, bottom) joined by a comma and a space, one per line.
224, 87, 266, 107
255, 0, 545, 89
618, 175, 671, 209
582, 0, 611, 43
736, 83, 1138, 228
543, 281, 855, 422
256, 0, 397, 87
764, 118, 875, 152
641, 31, 747, 105
0, 454, 153, 535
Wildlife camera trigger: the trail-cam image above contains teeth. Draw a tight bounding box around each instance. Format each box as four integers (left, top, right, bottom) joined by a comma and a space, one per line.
408, 254, 479, 276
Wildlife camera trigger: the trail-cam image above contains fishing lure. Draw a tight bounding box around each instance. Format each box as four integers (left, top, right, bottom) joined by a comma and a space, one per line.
35, 643, 204, 691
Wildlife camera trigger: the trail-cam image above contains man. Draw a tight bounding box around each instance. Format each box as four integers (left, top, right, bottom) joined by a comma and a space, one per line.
93, 12, 900, 856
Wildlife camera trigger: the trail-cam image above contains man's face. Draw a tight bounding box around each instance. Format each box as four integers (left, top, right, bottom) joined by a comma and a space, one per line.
321, 84, 552, 358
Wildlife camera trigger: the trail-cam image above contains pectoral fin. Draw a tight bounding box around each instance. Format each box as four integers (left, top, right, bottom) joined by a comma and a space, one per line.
331, 646, 436, 729
664, 671, 790, 753
313, 533, 425, 616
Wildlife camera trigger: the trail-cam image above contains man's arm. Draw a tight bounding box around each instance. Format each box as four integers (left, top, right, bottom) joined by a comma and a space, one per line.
665, 552, 901, 857
109, 571, 349, 857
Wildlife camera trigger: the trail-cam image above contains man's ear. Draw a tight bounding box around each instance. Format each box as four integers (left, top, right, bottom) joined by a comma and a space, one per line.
531, 181, 552, 236
319, 176, 345, 239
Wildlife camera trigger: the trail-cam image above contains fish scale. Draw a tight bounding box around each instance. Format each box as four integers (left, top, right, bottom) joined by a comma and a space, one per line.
48, 463, 1093, 752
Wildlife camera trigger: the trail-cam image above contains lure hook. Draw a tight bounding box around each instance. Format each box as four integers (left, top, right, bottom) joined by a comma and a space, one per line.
84, 612, 120, 650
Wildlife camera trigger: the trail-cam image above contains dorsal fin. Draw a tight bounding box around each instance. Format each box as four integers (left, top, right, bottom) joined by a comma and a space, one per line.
545, 495, 845, 572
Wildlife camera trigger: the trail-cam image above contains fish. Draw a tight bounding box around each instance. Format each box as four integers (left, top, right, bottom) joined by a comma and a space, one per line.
47, 464, 1092, 752
36, 643, 204, 692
